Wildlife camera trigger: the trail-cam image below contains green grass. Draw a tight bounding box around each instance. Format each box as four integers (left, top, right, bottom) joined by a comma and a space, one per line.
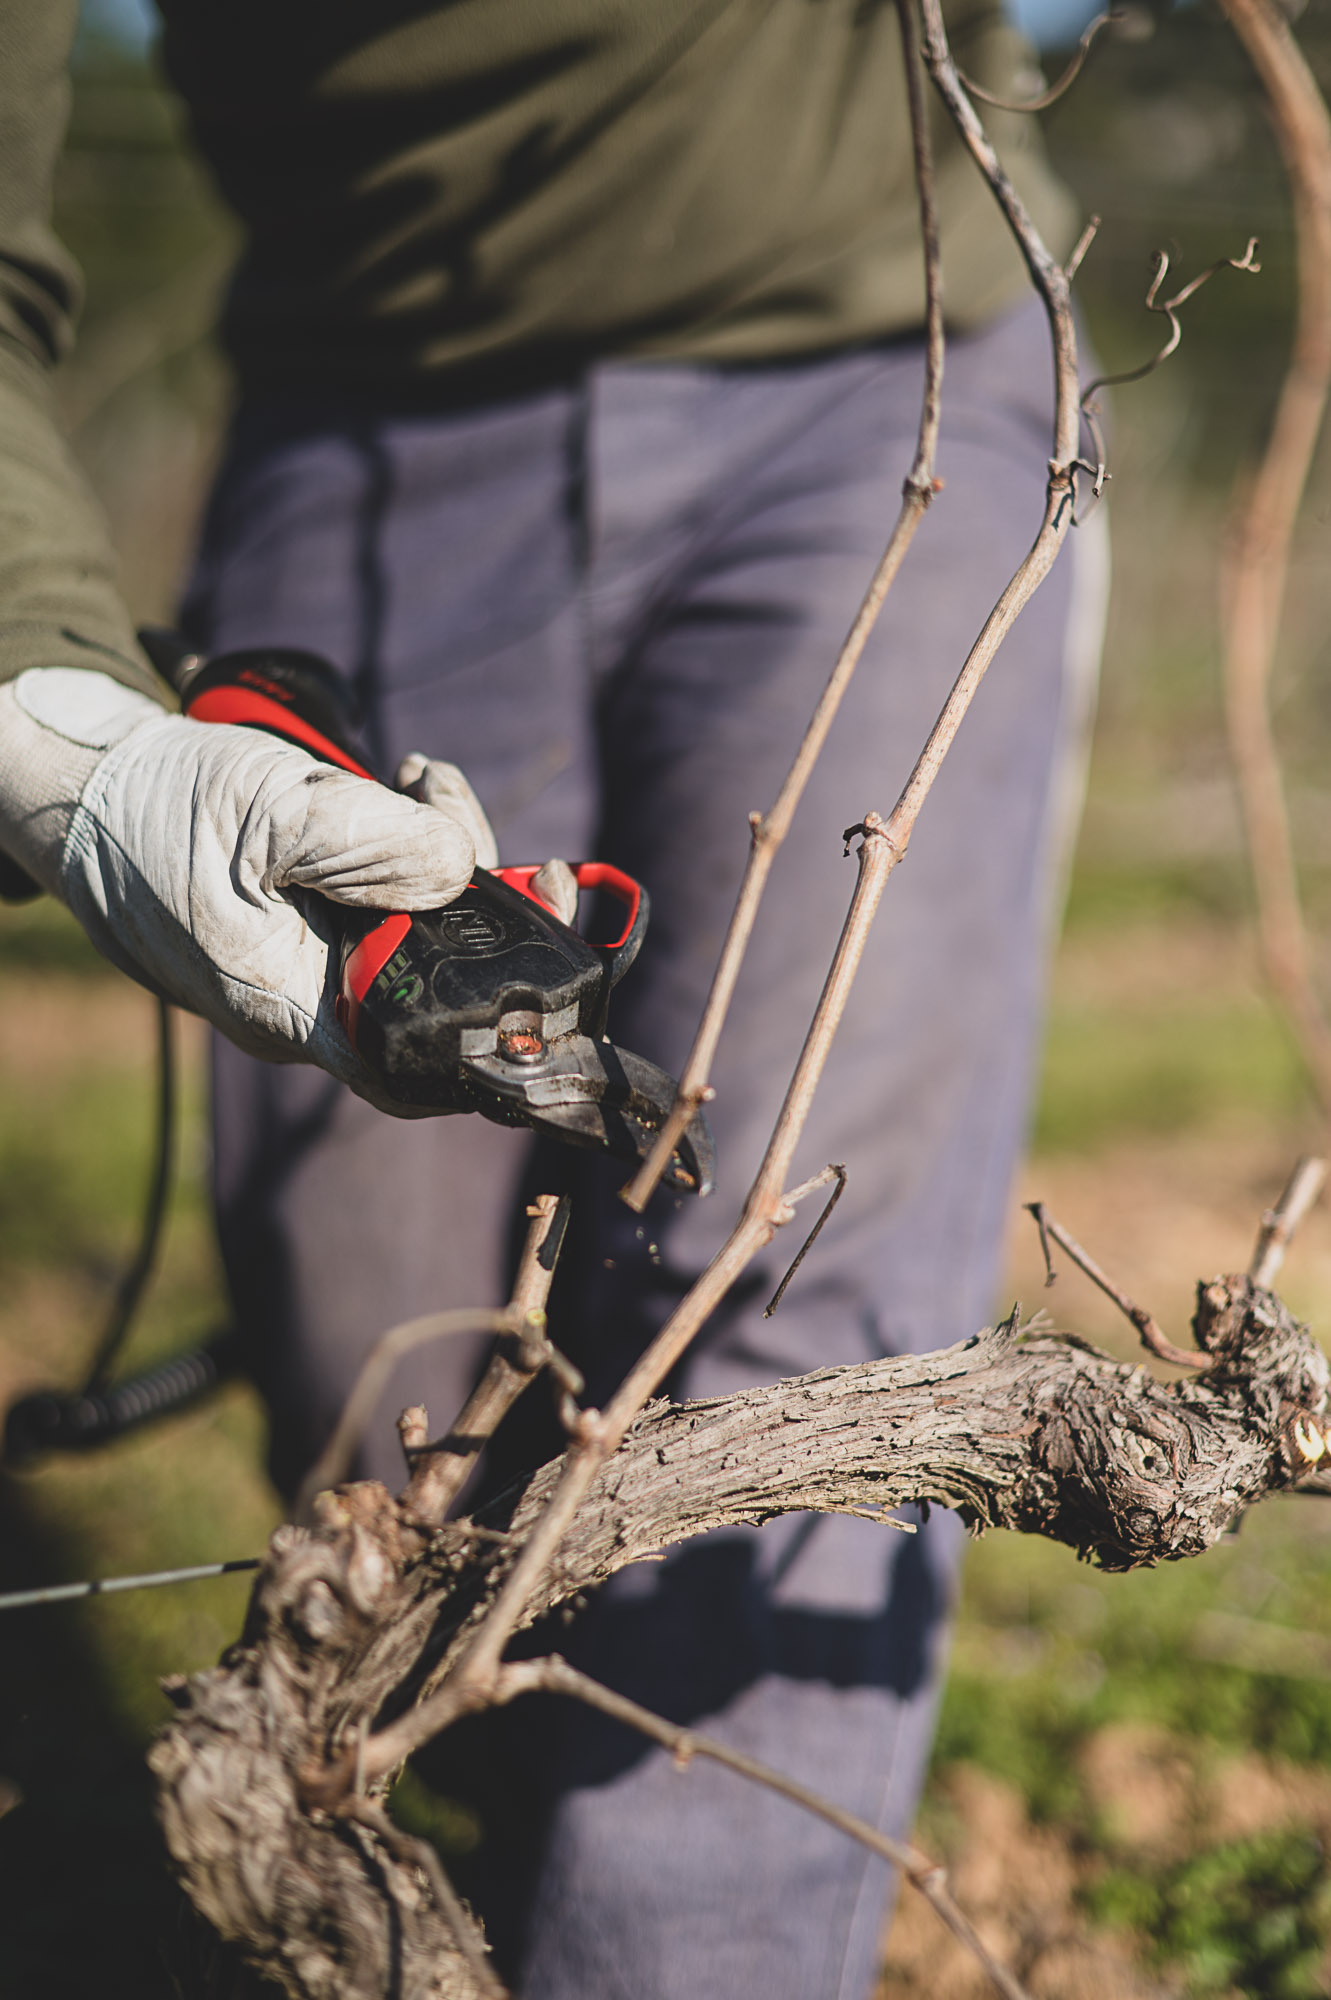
928, 1499, 1331, 1994
0, 1067, 178, 1271
0, 894, 121, 978
1034, 994, 1307, 1152
1088, 1830, 1331, 2000
948, 1493, 1331, 1768
1063, 854, 1331, 940
389, 1766, 484, 1859
1062, 857, 1255, 934
0, 908, 275, 1735
1033, 851, 1319, 1152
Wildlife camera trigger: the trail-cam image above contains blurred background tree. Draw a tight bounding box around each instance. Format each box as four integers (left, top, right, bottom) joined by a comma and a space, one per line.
7, 3, 1331, 1995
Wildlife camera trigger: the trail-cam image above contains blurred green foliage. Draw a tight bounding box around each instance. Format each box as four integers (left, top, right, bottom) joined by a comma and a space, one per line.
944, 1498, 1331, 1788
57, 28, 228, 314
935, 1502, 1331, 1994
1089, 1830, 1331, 1998
0, 893, 120, 976
1063, 856, 1254, 932
1036, 993, 1306, 1148
1047, 2, 1302, 461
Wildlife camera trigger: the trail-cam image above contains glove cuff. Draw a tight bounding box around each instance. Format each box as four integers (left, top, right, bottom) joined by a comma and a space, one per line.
0, 669, 165, 896
0, 668, 165, 896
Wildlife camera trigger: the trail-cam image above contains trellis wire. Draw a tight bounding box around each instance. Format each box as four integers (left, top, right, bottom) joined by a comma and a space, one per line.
0, 1556, 260, 1613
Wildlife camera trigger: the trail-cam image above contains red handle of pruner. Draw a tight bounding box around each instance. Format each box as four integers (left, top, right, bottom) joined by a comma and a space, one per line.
493, 862, 649, 986
183, 675, 376, 778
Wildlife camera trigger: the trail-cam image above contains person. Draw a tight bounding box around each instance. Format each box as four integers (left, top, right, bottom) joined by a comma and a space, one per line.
0, 5, 1107, 1995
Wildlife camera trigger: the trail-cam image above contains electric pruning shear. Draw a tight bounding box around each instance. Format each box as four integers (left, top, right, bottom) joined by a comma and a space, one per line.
170, 644, 716, 1195
4, 635, 715, 1468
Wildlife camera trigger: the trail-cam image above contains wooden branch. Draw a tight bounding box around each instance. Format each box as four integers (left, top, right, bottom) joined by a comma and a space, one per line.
1249, 1154, 1327, 1288
401, 1194, 573, 1527
1025, 1201, 1208, 1370
1214, 0, 1331, 1114
150, 1273, 1331, 2000
919, 0, 1079, 480
347, 1798, 507, 2000
490, 1656, 1032, 2000
338, 0, 964, 1798
764, 1161, 847, 1316
348, 838, 910, 1789
620, 0, 946, 1214
549, 0, 1103, 1632
619, 0, 1097, 1459
291, 1198, 575, 1532
291, 1308, 515, 1526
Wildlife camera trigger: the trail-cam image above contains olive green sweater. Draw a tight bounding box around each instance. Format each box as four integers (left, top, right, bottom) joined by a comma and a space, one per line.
0, 0, 1077, 699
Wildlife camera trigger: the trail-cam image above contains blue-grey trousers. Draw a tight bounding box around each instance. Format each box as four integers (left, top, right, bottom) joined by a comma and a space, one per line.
184, 298, 1105, 2000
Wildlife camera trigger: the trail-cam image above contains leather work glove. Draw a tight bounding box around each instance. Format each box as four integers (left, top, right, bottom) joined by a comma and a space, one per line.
0, 666, 498, 1113
398, 750, 579, 923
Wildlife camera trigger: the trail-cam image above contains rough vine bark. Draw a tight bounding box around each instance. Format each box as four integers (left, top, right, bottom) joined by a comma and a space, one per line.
150, 1273, 1329, 2000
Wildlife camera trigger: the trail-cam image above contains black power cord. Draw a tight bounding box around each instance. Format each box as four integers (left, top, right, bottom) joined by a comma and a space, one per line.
3, 996, 238, 1480
3, 1329, 243, 1464
3, 994, 240, 1466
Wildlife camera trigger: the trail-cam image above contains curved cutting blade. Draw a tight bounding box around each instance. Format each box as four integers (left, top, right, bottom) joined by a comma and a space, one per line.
457, 1035, 716, 1195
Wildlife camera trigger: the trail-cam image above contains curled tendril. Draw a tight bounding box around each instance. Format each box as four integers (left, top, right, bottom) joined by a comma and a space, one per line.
958, 8, 1124, 115
1082, 237, 1262, 404
1069, 237, 1262, 519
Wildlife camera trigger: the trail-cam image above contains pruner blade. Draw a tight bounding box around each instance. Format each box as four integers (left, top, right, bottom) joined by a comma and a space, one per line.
457, 1034, 715, 1195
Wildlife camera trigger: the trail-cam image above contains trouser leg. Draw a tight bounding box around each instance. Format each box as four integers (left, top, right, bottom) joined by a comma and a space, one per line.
185, 391, 598, 1496
183, 302, 1103, 1998
513, 300, 1102, 2000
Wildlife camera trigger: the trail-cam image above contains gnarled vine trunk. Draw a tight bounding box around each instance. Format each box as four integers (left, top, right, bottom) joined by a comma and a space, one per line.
150, 1275, 1329, 2000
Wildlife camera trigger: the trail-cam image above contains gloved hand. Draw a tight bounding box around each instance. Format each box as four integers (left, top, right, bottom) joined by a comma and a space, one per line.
0, 667, 498, 1112
399, 751, 577, 921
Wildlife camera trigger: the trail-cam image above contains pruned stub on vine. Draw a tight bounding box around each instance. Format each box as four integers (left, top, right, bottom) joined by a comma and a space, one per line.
1005, 1274, 1330, 1572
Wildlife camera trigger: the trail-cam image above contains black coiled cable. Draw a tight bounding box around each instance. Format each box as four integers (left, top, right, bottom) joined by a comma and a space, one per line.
4, 1330, 241, 1463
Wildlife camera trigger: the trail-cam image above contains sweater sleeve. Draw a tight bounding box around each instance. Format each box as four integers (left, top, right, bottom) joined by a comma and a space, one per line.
0, 2, 165, 702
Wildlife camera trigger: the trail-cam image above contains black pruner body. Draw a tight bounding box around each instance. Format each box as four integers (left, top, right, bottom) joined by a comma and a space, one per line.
337, 869, 715, 1195
166, 642, 714, 1195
